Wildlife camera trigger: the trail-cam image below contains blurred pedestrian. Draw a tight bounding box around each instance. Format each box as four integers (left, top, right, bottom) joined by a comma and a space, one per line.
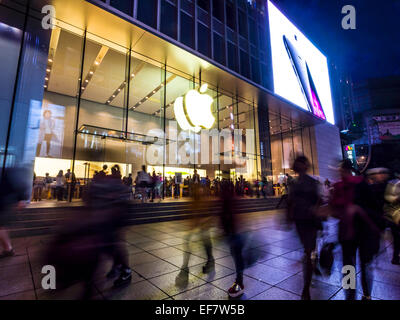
44, 165, 132, 298
287, 156, 322, 300
0, 168, 29, 258
275, 183, 288, 209
55, 170, 66, 201
384, 172, 400, 265
65, 169, 76, 201
330, 160, 383, 300
219, 179, 246, 298
176, 186, 215, 286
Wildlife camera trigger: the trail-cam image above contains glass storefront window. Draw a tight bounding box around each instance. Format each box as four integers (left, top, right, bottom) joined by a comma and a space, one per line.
2, 10, 263, 205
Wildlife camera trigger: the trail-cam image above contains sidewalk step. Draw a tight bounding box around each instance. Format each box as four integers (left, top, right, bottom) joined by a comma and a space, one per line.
8, 198, 282, 238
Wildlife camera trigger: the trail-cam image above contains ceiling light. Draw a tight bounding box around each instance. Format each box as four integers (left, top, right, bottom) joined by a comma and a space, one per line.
118, 89, 121, 91
85, 80, 89, 82
46, 69, 50, 72
131, 73, 135, 77
44, 85, 47, 88
153, 91, 156, 93
112, 95, 115, 97
89, 71, 94, 75
48, 59, 53, 63
95, 61, 99, 65
45, 77, 48, 81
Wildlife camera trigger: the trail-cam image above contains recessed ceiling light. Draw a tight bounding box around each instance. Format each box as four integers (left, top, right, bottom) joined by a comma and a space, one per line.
89, 71, 94, 75
153, 90, 156, 93
45, 77, 48, 81
95, 61, 99, 65
112, 95, 115, 97
131, 73, 135, 77
44, 85, 47, 88
48, 59, 53, 63
46, 69, 50, 72
118, 89, 121, 91
85, 79, 89, 82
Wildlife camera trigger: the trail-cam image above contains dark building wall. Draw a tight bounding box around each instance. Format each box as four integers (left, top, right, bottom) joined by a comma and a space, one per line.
352, 76, 400, 114
87, 0, 273, 91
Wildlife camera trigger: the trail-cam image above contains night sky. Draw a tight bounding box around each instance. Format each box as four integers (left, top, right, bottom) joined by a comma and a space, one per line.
270, 0, 400, 82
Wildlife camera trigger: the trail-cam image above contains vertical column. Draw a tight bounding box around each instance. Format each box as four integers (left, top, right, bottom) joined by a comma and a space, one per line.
216, 86, 221, 177
256, 99, 272, 179
125, 48, 132, 137
290, 117, 295, 164
162, 63, 167, 198
71, 30, 87, 178
1, 0, 30, 176
279, 113, 285, 175
308, 126, 315, 175
252, 100, 259, 181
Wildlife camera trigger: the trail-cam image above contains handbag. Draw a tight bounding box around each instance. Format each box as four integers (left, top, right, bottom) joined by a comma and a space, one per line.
318, 242, 336, 275
384, 203, 400, 225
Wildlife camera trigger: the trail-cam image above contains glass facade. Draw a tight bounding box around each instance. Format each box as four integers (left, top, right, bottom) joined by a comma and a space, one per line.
90, 0, 272, 89
0, 0, 325, 204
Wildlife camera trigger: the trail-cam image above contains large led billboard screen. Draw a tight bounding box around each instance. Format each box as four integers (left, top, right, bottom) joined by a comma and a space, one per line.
268, 1, 335, 125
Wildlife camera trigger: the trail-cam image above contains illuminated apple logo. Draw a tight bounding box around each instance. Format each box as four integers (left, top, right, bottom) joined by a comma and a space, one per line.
174, 84, 215, 133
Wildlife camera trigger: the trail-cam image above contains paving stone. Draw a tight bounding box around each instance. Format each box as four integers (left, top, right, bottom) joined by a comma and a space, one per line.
244, 263, 294, 285
212, 274, 271, 300
276, 274, 341, 300
251, 287, 301, 300
173, 283, 228, 300
149, 270, 206, 296
188, 262, 235, 282
103, 280, 168, 300
133, 260, 179, 279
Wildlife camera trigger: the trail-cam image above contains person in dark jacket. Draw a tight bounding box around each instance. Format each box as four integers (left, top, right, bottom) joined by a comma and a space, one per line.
219, 179, 254, 298
44, 165, 132, 298
0, 168, 29, 258
287, 156, 322, 300
330, 160, 383, 300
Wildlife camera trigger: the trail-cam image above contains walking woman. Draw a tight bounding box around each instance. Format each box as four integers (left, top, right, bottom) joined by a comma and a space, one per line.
287, 156, 322, 300
55, 170, 66, 201
330, 160, 383, 300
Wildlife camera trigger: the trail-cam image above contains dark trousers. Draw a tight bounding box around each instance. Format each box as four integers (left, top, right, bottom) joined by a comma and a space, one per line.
276, 194, 288, 208
229, 234, 245, 285
390, 224, 400, 260
56, 186, 64, 201
182, 228, 213, 269
68, 184, 76, 202
103, 232, 129, 270
295, 220, 318, 294
341, 240, 373, 299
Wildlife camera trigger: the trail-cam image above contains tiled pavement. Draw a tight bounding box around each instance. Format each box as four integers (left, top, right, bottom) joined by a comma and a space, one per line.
1, 210, 400, 300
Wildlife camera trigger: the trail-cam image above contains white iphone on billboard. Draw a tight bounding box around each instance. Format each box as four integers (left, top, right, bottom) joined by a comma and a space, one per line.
268, 0, 334, 125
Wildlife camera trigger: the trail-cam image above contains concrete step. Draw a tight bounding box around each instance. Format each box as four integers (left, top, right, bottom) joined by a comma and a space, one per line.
8, 198, 281, 238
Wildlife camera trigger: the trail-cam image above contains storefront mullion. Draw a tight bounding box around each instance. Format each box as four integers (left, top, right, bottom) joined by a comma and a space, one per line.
71, 30, 87, 180
162, 63, 167, 198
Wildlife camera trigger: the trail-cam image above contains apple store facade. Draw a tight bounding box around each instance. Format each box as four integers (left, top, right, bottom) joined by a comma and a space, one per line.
1, 0, 343, 202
